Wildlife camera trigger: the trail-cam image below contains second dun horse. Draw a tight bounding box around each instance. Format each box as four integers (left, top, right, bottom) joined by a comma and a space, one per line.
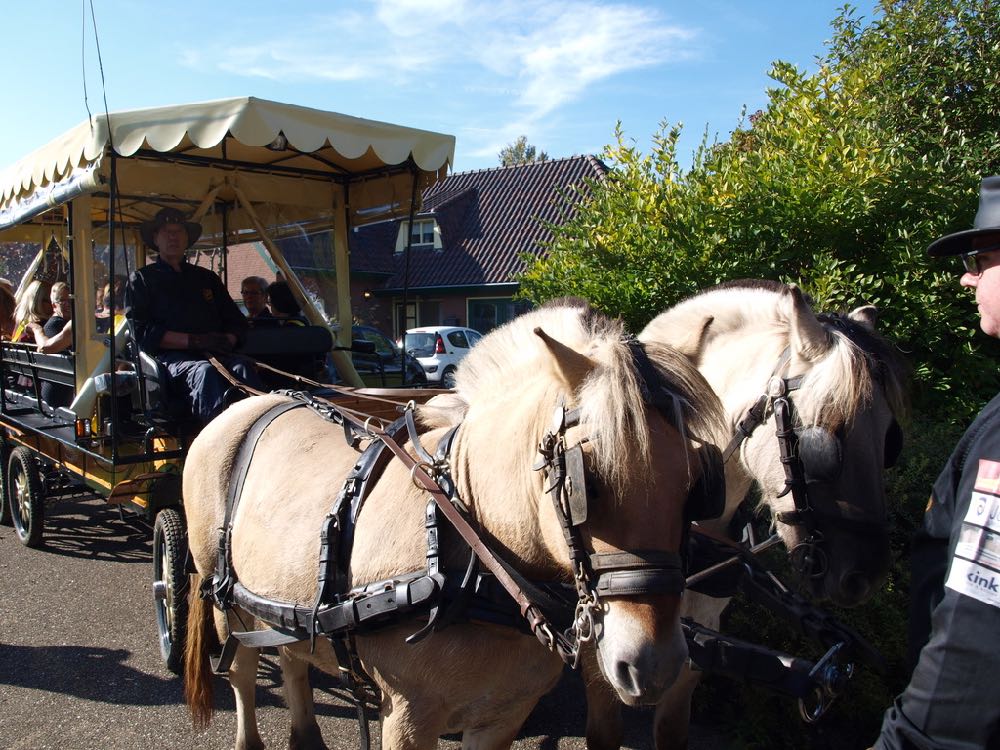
182, 301, 726, 750
585, 280, 908, 750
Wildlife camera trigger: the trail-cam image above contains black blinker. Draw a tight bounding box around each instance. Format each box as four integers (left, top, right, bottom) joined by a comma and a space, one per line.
563, 444, 589, 526
797, 427, 842, 483
687, 443, 726, 521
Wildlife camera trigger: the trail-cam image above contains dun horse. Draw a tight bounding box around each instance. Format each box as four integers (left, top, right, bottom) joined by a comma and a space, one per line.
585, 280, 908, 750
182, 303, 725, 749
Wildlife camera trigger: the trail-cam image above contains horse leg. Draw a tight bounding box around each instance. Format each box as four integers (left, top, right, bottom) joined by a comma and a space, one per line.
379, 691, 444, 750
652, 663, 701, 750
581, 644, 624, 750
278, 647, 328, 750
461, 701, 537, 750
229, 641, 266, 750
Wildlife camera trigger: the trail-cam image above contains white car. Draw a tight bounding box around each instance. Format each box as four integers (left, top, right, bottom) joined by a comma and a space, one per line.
403, 326, 483, 388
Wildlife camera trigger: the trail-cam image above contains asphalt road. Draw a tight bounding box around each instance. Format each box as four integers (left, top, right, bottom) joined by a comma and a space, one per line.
0, 496, 730, 750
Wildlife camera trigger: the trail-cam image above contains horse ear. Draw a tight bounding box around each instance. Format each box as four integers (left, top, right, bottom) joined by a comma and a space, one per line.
640, 314, 714, 362
534, 327, 596, 391
849, 305, 878, 331
666, 315, 713, 361
786, 284, 832, 361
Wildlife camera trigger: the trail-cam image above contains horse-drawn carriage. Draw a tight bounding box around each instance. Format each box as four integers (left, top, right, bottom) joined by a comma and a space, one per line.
1, 97, 909, 748
0, 96, 455, 670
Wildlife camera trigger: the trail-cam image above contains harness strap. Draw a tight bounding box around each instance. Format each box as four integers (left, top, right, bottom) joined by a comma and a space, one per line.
372, 424, 564, 651
212, 400, 309, 609
590, 550, 686, 596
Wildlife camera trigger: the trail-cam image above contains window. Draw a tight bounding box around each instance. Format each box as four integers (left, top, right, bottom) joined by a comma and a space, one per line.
447, 331, 469, 349
468, 298, 531, 334
395, 219, 441, 252
410, 219, 435, 246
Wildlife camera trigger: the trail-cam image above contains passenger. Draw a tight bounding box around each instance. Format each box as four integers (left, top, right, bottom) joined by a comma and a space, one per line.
125, 207, 265, 424
0, 283, 15, 339
13, 280, 51, 343
27, 281, 74, 407
29, 282, 73, 354
267, 281, 308, 326
241, 275, 274, 324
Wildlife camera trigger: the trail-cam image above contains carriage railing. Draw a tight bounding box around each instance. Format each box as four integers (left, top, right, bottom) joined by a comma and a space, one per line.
0, 341, 76, 417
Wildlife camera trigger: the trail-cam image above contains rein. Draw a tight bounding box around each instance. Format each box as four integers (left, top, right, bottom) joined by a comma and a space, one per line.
719, 346, 888, 580
203, 334, 696, 679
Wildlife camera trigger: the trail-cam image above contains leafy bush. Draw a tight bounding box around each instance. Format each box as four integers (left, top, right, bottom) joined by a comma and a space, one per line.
518, 0, 1000, 744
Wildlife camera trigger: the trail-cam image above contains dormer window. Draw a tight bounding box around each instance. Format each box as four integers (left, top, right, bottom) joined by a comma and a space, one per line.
396, 218, 442, 252
411, 219, 435, 245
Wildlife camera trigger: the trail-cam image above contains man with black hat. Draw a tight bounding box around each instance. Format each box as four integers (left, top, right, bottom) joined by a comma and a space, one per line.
874, 177, 1000, 749
126, 207, 264, 423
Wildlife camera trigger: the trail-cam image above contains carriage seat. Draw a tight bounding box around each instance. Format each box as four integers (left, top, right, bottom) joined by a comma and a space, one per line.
238, 324, 334, 383
0, 342, 76, 412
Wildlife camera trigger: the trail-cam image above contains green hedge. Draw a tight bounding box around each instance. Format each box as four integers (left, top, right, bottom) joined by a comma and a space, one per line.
518, 1, 1000, 744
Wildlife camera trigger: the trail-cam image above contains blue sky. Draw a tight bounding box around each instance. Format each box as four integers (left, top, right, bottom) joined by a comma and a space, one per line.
0, 1, 871, 174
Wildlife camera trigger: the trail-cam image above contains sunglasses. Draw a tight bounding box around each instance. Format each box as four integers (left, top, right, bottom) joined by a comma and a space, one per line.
961, 243, 1000, 275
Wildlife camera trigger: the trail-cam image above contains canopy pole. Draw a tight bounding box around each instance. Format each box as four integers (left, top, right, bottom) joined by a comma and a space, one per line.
331, 182, 363, 386
400, 168, 419, 383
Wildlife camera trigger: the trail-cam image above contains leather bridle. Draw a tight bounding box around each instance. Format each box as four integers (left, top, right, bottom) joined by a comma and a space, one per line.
721, 348, 891, 579
531, 398, 687, 666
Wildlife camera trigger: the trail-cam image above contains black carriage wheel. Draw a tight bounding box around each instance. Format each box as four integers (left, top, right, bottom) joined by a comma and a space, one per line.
441, 366, 458, 389
153, 507, 189, 674
0, 439, 12, 526
8, 446, 45, 547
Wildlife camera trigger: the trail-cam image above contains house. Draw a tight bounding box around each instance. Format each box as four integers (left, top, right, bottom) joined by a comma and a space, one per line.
222, 154, 606, 336
350, 154, 607, 336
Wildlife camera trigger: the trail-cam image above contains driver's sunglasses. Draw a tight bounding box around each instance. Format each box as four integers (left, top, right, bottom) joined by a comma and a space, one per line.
962, 244, 1000, 275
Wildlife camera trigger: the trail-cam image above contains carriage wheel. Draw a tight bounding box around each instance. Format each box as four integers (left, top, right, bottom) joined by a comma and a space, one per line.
8, 446, 45, 547
0, 439, 12, 526
152, 507, 189, 674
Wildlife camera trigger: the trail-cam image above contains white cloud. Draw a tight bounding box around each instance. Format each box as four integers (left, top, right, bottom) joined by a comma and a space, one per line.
181, 1, 700, 157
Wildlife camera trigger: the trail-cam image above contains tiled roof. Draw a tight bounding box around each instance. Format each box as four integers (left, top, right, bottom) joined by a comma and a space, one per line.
350, 155, 606, 290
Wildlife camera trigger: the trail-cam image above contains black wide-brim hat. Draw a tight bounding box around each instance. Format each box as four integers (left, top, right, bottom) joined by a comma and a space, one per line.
928, 176, 1000, 257
139, 207, 202, 251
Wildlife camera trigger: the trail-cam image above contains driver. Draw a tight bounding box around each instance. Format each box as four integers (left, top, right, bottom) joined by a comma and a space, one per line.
125, 207, 264, 423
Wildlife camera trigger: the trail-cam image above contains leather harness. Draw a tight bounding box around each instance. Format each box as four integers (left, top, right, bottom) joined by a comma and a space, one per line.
202, 339, 694, 677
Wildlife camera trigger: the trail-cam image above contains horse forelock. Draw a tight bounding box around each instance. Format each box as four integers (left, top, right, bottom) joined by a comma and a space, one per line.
800, 313, 909, 429
454, 303, 722, 496
645, 282, 908, 432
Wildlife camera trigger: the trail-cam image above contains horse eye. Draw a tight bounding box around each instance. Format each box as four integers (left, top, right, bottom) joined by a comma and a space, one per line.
884, 420, 903, 469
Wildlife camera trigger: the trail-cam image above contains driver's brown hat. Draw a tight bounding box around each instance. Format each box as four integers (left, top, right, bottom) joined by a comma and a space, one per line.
139, 207, 202, 251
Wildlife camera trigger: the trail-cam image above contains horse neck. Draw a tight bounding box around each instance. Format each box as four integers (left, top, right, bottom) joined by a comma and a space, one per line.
448, 387, 572, 581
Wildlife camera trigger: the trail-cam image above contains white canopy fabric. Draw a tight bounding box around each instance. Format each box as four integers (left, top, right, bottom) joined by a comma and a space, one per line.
0, 96, 455, 213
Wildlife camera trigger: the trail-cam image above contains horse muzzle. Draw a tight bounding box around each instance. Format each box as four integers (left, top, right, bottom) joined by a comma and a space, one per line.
594, 599, 688, 705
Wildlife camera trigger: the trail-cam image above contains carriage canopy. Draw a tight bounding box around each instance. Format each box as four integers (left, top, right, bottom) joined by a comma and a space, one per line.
0, 97, 455, 386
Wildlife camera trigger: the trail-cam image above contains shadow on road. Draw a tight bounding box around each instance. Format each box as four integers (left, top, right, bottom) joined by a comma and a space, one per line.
0, 643, 180, 705
26, 498, 152, 563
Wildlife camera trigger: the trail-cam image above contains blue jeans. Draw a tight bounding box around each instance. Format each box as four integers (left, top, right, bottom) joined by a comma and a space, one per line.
159, 352, 265, 423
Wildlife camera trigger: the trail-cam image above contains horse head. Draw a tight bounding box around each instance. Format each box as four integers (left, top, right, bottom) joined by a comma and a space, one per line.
429, 301, 725, 705
642, 280, 907, 607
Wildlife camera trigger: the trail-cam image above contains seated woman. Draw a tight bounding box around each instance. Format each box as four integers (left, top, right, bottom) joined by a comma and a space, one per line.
0, 283, 15, 340
27, 281, 74, 407
257, 281, 319, 382
267, 281, 308, 326
13, 279, 51, 343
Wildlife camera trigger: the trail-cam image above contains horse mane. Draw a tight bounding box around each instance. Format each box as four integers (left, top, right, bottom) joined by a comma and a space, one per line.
660, 280, 908, 430
421, 301, 725, 492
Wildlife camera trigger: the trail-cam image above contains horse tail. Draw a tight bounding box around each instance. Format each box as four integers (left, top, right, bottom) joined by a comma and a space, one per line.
184, 573, 215, 729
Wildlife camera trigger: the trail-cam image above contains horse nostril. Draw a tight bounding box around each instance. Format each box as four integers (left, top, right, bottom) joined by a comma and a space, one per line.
613, 662, 643, 698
